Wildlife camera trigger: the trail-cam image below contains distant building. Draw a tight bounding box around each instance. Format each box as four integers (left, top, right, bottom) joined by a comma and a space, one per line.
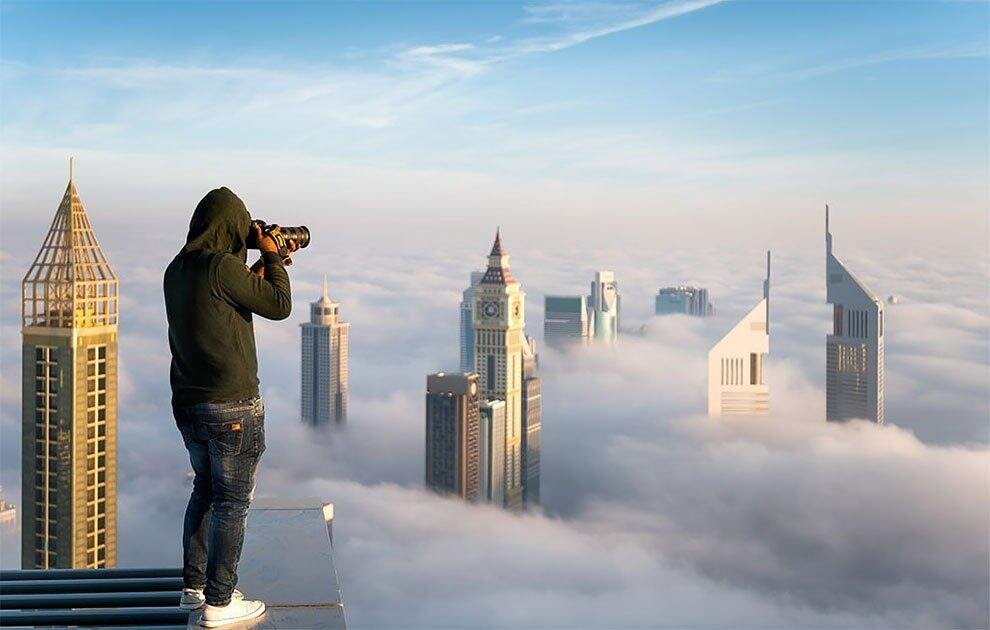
0, 485, 16, 525
301, 276, 349, 426
520, 336, 542, 508
425, 373, 480, 501
708, 253, 770, 416
589, 270, 620, 343
21, 164, 118, 569
478, 399, 506, 506
544, 295, 592, 346
655, 286, 714, 317
826, 206, 885, 424
473, 230, 524, 511
459, 271, 484, 373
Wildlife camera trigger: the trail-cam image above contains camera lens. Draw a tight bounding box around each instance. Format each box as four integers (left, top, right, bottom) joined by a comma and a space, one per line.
281, 226, 311, 249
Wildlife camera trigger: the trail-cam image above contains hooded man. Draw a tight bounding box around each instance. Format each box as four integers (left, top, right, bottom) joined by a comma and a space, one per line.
163, 187, 295, 627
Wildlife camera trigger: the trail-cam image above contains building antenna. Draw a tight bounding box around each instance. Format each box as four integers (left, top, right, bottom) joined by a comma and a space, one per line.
825, 203, 832, 254
764, 250, 771, 334
69, 156, 74, 181
322, 273, 329, 300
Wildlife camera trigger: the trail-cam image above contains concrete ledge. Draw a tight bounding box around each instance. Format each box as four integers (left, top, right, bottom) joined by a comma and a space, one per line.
187, 498, 346, 629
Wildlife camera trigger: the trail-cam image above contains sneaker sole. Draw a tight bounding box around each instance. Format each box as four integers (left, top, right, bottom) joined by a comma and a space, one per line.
198, 602, 266, 628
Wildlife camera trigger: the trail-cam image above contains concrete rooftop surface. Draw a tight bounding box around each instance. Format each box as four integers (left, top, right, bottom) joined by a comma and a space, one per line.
0, 497, 347, 629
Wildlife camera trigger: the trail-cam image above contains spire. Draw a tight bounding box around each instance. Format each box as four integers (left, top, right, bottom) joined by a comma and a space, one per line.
22, 169, 119, 329
489, 227, 507, 256
321, 273, 329, 300
69, 155, 74, 181
825, 203, 832, 254
480, 228, 515, 285
764, 250, 771, 334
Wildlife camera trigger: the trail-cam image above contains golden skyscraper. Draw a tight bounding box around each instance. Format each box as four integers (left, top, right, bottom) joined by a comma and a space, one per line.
473, 230, 524, 511
21, 165, 118, 568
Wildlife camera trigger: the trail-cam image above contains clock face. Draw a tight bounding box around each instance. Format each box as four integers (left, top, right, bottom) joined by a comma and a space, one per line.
482, 301, 500, 318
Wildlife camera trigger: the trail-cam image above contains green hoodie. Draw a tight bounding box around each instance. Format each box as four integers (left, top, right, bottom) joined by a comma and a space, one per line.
163, 187, 292, 408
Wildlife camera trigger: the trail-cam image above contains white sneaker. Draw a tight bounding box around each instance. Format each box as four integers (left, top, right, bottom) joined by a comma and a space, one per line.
199, 590, 265, 627
180, 587, 206, 610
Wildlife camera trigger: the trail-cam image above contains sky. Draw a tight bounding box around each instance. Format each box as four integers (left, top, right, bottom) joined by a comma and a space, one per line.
1, 0, 987, 248
0, 1, 988, 628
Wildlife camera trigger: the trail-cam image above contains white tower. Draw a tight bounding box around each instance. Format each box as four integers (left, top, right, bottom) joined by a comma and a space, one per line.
473, 230, 524, 511
825, 206, 885, 423
589, 270, 619, 343
301, 275, 349, 426
708, 253, 770, 416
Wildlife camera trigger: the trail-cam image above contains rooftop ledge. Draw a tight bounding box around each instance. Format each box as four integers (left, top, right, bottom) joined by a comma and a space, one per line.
0, 497, 347, 629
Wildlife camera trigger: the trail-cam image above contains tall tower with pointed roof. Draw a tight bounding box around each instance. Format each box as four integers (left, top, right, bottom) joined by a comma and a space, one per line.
21, 166, 119, 568
473, 230, 525, 511
301, 275, 349, 426
825, 206, 885, 423
707, 252, 770, 416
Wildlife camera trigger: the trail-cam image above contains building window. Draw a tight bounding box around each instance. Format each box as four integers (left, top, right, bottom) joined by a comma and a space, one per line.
85, 344, 109, 562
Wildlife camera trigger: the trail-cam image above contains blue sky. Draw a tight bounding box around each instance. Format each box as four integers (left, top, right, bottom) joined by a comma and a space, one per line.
0, 1, 987, 249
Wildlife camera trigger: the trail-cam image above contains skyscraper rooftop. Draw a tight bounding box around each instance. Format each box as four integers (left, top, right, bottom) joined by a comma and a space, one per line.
480, 229, 515, 285
22, 165, 118, 329
0, 498, 346, 628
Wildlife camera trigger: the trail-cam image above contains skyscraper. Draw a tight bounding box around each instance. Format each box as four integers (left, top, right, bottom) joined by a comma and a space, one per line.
589, 270, 620, 343
459, 271, 484, 373
825, 206, 885, 423
477, 399, 506, 506
21, 165, 118, 569
708, 253, 770, 416
655, 286, 714, 317
301, 275, 349, 426
425, 372, 480, 501
543, 295, 592, 347
520, 335, 541, 507
473, 230, 524, 511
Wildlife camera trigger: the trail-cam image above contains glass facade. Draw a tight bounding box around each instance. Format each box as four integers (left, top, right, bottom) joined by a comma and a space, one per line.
33, 346, 58, 569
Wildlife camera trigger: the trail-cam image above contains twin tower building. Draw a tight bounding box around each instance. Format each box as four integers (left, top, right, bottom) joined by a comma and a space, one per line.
708, 206, 885, 423
425, 232, 541, 511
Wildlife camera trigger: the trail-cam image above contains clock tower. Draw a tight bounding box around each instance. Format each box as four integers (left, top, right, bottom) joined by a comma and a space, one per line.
473, 229, 524, 511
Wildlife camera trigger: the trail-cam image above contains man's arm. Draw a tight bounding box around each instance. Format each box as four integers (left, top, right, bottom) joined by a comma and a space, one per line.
215, 253, 292, 320
215, 226, 292, 320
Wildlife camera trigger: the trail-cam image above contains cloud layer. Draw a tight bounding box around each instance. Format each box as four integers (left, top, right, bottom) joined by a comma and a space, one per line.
0, 218, 987, 628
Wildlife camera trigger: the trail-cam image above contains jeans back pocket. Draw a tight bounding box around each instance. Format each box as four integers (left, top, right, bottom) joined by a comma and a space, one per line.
204, 418, 245, 457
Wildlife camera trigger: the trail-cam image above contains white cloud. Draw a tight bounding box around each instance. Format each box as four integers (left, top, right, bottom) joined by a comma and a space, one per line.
1, 224, 987, 627
789, 41, 988, 80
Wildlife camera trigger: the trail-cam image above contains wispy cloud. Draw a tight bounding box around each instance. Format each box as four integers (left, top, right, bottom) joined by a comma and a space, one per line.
789, 42, 987, 80
511, 0, 724, 55
394, 43, 488, 77
12, 0, 725, 136
395, 0, 725, 72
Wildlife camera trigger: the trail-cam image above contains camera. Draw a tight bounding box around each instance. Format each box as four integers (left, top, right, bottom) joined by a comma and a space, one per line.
247, 220, 311, 265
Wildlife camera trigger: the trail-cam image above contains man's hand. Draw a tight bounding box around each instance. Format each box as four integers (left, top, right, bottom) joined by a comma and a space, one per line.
251, 223, 279, 255
250, 258, 266, 278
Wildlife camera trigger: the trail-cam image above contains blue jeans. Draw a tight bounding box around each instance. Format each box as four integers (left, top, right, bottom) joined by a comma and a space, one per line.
174, 396, 266, 607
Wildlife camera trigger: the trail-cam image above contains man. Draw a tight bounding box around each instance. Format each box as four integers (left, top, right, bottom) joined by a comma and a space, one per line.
164, 187, 296, 627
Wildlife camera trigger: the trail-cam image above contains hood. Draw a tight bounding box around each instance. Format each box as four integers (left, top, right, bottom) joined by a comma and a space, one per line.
181, 187, 252, 262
